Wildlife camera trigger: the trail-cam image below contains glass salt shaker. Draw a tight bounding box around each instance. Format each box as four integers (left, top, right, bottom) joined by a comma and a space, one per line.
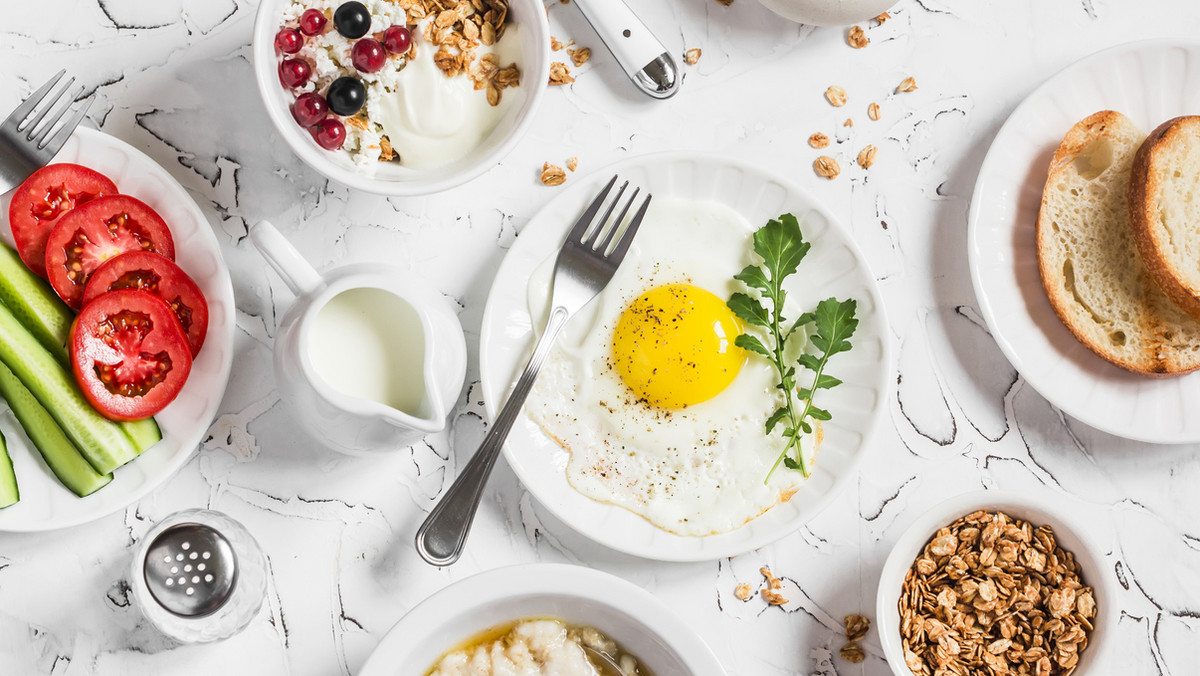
129, 509, 267, 643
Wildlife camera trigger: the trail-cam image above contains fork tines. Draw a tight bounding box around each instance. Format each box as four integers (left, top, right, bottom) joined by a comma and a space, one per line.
7, 70, 92, 151
574, 175, 652, 260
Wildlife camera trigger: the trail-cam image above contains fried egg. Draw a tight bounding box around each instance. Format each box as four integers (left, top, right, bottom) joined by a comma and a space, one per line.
524, 197, 821, 536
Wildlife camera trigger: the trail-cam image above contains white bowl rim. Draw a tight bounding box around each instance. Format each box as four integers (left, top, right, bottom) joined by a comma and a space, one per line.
250, 0, 550, 196
358, 563, 727, 675
755, 0, 898, 27
875, 490, 1116, 676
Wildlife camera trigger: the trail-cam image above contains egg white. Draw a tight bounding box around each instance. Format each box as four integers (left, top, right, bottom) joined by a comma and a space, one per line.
524, 197, 820, 536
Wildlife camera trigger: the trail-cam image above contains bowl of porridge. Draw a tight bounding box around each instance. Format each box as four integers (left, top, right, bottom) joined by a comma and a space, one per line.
252, 0, 549, 195
357, 563, 726, 675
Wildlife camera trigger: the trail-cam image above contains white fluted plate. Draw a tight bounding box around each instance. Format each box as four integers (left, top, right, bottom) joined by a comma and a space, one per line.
0, 127, 235, 531
968, 40, 1200, 443
479, 152, 890, 561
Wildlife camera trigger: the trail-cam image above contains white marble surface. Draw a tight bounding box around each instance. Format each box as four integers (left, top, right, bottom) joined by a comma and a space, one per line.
3, 1, 1200, 674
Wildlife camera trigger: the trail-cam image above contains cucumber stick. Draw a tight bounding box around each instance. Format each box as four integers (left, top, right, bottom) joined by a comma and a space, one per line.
0, 244, 72, 362
0, 243, 160, 452
123, 416, 162, 453
0, 428, 15, 508
0, 361, 112, 497
0, 301, 137, 475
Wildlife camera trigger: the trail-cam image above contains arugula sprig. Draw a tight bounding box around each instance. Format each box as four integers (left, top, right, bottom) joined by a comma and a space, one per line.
727, 214, 859, 482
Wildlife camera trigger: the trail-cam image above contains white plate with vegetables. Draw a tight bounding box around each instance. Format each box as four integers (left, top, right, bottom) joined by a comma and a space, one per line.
479, 153, 891, 560
0, 127, 234, 532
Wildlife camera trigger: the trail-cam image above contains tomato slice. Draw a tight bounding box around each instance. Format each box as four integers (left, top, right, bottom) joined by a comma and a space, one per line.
8, 163, 118, 278
82, 251, 209, 356
44, 195, 176, 309
71, 289, 192, 421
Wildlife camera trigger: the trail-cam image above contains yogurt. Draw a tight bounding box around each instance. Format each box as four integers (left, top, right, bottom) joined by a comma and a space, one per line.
375, 25, 522, 169
278, 0, 523, 170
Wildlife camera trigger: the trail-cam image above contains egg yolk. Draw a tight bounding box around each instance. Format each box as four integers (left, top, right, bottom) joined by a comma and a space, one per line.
611, 283, 744, 408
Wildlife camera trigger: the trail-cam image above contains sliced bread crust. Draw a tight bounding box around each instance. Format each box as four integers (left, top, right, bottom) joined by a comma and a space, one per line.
1036, 110, 1200, 376
1129, 115, 1200, 321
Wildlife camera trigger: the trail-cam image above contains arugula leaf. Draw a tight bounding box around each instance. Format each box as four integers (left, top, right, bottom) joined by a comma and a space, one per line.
734, 265, 771, 292
765, 407, 789, 434
796, 353, 822, 371
815, 297, 858, 355
752, 214, 810, 284
807, 405, 832, 421
727, 293, 770, 327
726, 214, 859, 483
734, 333, 770, 358
814, 374, 842, 390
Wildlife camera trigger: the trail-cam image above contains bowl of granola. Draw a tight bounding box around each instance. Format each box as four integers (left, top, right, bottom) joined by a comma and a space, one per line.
876, 491, 1115, 676
253, 0, 549, 195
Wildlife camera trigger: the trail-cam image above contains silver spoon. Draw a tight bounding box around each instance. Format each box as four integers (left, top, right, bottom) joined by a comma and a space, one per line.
572, 0, 679, 99
583, 644, 629, 676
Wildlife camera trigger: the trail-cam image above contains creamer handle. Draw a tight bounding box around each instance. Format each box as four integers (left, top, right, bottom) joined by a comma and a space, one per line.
249, 220, 324, 296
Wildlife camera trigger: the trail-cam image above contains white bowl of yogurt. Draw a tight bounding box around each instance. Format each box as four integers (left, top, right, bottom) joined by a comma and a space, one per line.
357, 563, 726, 675
253, 0, 549, 196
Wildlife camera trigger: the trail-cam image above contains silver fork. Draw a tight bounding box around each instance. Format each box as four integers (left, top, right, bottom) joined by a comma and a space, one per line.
0, 70, 94, 193
416, 175, 651, 566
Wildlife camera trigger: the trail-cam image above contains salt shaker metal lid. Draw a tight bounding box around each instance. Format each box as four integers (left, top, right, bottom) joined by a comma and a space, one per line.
131, 509, 266, 643
143, 522, 238, 617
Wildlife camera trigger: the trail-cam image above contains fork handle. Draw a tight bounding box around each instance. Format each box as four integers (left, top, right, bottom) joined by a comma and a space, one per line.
415, 306, 571, 566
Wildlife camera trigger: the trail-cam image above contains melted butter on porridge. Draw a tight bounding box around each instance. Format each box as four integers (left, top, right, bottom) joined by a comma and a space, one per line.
426, 618, 649, 676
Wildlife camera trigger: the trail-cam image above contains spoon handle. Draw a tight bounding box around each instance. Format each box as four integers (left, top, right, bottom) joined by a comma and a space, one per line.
573, 0, 678, 99
414, 307, 570, 566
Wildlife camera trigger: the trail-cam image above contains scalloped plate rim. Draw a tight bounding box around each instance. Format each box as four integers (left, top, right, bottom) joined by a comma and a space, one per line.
0, 127, 235, 532
968, 38, 1200, 444
478, 150, 891, 561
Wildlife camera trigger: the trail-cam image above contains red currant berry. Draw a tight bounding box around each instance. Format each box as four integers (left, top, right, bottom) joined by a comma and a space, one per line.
311, 119, 346, 150
382, 26, 412, 55
278, 58, 312, 88
291, 93, 328, 128
351, 38, 386, 73
274, 28, 303, 54
299, 9, 328, 36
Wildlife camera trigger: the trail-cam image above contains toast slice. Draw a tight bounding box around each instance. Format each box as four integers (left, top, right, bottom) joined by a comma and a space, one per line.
1129, 115, 1200, 321
1036, 110, 1200, 376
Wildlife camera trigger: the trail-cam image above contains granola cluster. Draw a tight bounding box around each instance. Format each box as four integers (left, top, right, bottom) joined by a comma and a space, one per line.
405, 0, 521, 104
759, 566, 788, 605
841, 614, 871, 664
899, 511, 1097, 676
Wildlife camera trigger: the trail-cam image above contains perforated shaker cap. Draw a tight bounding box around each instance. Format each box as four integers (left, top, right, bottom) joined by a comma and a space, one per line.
143, 522, 239, 617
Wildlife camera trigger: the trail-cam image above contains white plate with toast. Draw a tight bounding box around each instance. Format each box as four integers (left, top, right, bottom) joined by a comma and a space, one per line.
968, 39, 1200, 443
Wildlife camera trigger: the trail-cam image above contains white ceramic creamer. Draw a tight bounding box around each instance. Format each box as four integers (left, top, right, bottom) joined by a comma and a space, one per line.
250, 220, 466, 455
